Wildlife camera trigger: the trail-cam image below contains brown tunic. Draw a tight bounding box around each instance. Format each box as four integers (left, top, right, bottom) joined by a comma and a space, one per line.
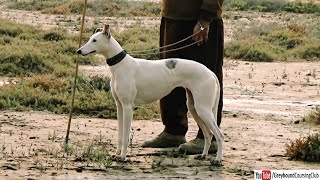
161, 0, 224, 21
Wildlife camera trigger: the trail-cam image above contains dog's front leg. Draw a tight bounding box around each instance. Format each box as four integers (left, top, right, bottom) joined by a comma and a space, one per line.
111, 83, 123, 156
114, 97, 123, 156
118, 103, 133, 160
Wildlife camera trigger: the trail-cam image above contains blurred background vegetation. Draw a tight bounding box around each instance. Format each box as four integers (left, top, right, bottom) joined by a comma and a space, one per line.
7, 0, 320, 16
0, 20, 160, 119
0, 0, 319, 120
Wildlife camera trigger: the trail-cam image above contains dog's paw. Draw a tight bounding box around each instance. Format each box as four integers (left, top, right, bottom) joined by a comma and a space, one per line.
210, 159, 222, 166
115, 149, 121, 155
111, 155, 126, 162
116, 155, 126, 162
110, 154, 117, 160
194, 154, 206, 160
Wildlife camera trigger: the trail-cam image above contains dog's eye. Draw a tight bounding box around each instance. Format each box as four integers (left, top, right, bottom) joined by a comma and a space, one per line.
92, 39, 97, 42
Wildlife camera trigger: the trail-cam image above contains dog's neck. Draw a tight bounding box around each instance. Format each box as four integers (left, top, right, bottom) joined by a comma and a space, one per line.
101, 37, 124, 60
106, 50, 126, 66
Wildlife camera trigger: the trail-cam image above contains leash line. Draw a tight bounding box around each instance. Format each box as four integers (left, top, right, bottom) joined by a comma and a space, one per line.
130, 40, 203, 56
127, 26, 208, 55
65, 0, 87, 145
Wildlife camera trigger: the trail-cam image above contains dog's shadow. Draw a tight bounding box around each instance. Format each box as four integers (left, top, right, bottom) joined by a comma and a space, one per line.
123, 148, 222, 167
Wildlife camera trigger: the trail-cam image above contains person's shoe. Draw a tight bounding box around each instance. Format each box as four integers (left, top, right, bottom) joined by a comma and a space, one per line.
142, 132, 186, 148
178, 138, 217, 155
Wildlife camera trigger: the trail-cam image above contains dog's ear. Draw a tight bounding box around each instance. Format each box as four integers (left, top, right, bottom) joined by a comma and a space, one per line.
102, 24, 111, 38
94, 28, 103, 34
103, 24, 109, 32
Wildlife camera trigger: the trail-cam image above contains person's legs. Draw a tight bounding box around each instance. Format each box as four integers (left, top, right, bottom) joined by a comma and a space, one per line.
142, 18, 224, 151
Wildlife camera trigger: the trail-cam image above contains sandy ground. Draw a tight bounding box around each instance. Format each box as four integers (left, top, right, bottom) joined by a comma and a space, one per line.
1, 2, 320, 180
1, 61, 319, 180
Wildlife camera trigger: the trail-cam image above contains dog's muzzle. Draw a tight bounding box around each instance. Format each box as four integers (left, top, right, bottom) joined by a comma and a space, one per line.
76, 49, 96, 55
76, 49, 82, 54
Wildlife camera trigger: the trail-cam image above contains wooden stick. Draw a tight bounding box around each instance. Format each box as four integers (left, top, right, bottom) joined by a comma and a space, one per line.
65, 0, 88, 145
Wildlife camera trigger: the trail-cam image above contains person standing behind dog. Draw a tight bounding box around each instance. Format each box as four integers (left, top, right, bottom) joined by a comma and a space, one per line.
142, 0, 224, 154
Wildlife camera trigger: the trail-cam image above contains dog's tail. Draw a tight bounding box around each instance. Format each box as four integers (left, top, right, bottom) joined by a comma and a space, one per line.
212, 76, 220, 124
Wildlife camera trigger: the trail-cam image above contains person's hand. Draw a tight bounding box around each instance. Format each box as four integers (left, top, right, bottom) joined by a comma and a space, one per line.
192, 19, 210, 46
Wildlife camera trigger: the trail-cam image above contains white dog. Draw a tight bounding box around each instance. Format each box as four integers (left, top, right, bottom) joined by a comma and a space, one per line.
77, 25, 224, 164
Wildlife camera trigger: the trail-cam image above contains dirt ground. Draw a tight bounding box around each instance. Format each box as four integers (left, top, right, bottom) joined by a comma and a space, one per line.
1, 3, 320, 180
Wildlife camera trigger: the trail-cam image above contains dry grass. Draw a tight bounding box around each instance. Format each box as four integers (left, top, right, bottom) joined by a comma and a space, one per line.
285, 133, 320, 162
303, 107, 320, 125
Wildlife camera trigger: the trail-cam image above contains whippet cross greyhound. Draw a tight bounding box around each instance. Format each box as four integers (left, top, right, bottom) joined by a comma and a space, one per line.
77, 24, 224, 164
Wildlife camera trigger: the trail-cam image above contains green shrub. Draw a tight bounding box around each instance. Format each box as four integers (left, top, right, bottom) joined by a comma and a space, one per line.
282, 0, 320, 13
226, 22, 320, 61
114, 27, 160, 60
0, 20, 95, 77
225, 0, 253, 11
0, 20, 25, 37
0, 41, 74, 77
303, 107, 320, 125
295, 44, 320, 60
267, 29, 304, 49
225, 37, 280, 61
285, 133, 320, 162
43, 32, 65, 41
253, 0, 286, 12
88, 76, 110, 92
225, 0, 286, 11
0, 51, 51, 76
7, 0, 66, 11
0, 36, 12, 45
310, 20, 320, 39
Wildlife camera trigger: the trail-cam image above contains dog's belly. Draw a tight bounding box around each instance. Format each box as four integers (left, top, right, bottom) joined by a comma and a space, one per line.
133, 65, 185, 104
130, 58, 214, 105
134, 86, 175, 104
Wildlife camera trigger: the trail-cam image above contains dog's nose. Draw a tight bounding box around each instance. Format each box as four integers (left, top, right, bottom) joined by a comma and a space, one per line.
76, 49, 82, 54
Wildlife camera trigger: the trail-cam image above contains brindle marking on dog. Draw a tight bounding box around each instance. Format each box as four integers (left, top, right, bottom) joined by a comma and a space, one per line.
166, 59, 177, 69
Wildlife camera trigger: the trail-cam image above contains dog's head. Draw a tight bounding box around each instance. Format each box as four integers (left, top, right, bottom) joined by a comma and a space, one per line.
76, 24, 111, 56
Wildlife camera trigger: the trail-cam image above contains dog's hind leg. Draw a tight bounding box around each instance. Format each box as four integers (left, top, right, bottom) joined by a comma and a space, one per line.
186, 89, 213, 159
195, 106, 224, 162
119, 103, 133, 160
189, 88, 224, 163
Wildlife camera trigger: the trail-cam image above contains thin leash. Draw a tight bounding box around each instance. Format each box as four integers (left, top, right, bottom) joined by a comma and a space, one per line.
65, 0, 87, 145
128, 22, 208, 56
129, 40, 203, 56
